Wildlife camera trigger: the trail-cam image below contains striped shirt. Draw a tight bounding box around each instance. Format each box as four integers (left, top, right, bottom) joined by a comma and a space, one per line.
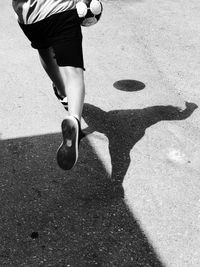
12, 0, 78, 24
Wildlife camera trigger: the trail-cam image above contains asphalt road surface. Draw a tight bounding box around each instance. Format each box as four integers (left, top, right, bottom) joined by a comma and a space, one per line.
0, 0, 200, 266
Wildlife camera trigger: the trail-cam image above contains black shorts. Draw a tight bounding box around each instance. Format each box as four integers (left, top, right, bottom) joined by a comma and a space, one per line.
19, 9, 84, 69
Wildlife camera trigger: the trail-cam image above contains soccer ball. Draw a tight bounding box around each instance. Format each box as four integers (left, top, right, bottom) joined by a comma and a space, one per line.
76, 0, 103, 27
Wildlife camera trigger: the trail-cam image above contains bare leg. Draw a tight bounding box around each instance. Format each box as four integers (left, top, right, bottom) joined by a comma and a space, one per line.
38, 47, 85, 170
38, 47, 85, 122
55, 66, 85, 170
38, 47, 66, 98
60, 66, 85, 121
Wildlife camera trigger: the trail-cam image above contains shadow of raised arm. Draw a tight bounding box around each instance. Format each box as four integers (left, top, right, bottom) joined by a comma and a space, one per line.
145, 102, 198, 124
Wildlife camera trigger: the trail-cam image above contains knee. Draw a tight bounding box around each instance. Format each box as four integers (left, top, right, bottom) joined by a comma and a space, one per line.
62, 66, 84, 80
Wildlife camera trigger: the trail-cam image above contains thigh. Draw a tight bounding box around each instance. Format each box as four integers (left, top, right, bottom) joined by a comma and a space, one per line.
51, 11, 84, 69
52, 38, 84, 70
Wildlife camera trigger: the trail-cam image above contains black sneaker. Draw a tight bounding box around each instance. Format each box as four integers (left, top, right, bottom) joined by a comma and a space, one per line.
52, 83, 68, 111
57, 116, 80, 170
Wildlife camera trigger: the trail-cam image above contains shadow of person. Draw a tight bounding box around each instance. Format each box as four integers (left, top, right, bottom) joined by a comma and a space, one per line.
82, 102, 198, 184
0, 101, 197, 266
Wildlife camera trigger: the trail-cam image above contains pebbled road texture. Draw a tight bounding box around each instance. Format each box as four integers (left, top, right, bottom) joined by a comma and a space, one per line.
0, 0, 200, 266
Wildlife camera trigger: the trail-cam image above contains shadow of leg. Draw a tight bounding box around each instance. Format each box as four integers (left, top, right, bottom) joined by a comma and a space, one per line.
109, 140, 131, 184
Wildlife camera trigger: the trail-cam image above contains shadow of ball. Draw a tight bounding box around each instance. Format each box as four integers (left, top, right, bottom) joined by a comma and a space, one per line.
113, 80, 145, 92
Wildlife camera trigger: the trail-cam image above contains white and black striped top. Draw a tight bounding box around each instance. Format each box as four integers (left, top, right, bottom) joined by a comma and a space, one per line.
12, 0, 78, 24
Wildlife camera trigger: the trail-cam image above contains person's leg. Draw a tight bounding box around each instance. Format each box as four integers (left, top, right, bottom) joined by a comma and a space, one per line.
38, 47, 66, 99
56, 66, 85, 170
60, 66, 85, 121
38, 47, 85, 119
38, 48, 85, 120
38, 47, 85, 170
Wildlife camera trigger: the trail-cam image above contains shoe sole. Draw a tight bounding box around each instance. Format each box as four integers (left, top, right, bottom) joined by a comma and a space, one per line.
56, 117, 79, 170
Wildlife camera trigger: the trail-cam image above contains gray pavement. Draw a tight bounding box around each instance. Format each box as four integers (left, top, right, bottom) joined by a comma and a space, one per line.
1, 0, 200, 266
